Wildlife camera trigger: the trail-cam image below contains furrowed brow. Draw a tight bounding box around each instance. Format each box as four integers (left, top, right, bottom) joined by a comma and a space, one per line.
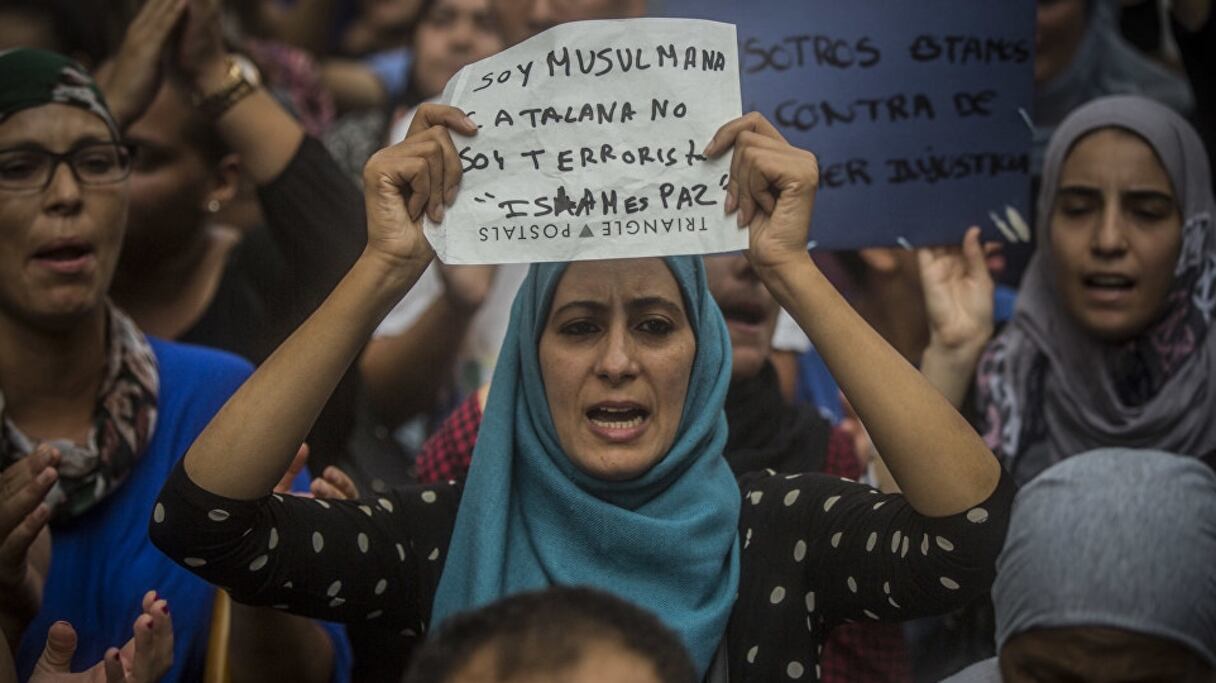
627, 296, 684, 318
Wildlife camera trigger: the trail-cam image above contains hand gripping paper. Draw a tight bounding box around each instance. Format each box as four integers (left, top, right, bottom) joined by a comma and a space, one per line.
423, 18, 747, 264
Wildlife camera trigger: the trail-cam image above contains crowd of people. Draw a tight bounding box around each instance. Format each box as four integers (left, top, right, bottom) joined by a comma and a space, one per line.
0, 0, 1212, 681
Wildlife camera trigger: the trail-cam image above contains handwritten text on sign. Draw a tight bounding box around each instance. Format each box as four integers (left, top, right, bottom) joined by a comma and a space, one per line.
657, 0, 1035, 249
425, 19, 745, 265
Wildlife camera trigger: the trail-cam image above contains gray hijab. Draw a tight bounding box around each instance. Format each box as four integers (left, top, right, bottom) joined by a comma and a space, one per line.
993, 448, 1216, 665
976, 95, 1216, 484
1032, 0, 1193, 171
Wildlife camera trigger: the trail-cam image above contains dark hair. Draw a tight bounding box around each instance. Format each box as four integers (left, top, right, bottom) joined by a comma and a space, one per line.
393, 0, 441, 110
162, 76, 231, 165
404, 587, 698, 683
0, 0, 136, 67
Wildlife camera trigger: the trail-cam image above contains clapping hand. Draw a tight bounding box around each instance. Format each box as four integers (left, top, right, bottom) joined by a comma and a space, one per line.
272, 445, 361, 501
0, 446, 59, 647
95, 0, 189, 130
28, 591, 173, 683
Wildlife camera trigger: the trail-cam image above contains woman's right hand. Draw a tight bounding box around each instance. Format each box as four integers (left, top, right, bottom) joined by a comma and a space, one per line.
361, 104, 477, 273
0, 446, 59, 646
95, 0, 188, 130
917, 226, 995, 360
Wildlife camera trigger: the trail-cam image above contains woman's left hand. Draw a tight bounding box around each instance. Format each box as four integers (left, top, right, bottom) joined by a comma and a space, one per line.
175, 0, 229, 95
28, 591, 173, 683
704, 112, 820, 275
362, 104, 477, 273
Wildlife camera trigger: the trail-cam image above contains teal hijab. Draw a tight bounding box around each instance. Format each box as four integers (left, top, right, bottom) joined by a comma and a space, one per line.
431, 256, 742, 675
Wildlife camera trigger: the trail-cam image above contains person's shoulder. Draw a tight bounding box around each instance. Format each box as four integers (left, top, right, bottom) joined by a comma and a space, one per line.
149, 337, 254, 391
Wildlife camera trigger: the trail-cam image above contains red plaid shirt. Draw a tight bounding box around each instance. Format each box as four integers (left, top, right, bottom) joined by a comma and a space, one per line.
417, 394, 910, 682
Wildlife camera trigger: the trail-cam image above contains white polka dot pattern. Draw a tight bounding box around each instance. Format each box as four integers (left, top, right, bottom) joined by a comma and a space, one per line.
152, 443, 1012, 682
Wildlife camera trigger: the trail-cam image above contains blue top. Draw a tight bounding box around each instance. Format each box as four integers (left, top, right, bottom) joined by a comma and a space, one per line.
363, 48, 412, 102
16, 338, 351, 682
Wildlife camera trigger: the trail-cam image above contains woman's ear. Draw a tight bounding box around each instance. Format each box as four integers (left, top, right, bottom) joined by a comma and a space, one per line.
203, 152, 242, 209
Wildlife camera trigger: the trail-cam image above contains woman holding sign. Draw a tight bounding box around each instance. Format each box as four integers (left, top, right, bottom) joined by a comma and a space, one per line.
150, 105, 1012, 681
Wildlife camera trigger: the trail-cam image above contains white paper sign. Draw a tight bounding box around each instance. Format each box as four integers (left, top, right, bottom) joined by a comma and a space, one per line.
424, 18, 746, 264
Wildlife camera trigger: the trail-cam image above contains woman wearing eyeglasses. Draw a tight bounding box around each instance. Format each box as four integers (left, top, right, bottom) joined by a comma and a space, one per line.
0, 47, 346, 683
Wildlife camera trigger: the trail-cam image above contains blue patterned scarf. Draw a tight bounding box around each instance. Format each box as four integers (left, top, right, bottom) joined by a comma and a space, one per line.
432, 256, 741, 675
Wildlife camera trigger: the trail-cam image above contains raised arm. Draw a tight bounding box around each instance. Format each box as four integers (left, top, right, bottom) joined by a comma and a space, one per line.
916, 227, 996, 408
360, 263, 497, 427
705, 113, 1001, 517
182, 102, 475, 499
176, 0, 303, 184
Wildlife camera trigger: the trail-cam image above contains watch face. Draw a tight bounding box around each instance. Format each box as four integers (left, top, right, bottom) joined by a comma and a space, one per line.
232, 54, 261, 87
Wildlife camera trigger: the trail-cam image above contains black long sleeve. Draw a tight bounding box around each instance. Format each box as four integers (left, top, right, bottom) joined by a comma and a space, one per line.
182, 137, 368, 471
151, 461, 458, 640
151, 459, 1015, 683
727, 468, 1015, 681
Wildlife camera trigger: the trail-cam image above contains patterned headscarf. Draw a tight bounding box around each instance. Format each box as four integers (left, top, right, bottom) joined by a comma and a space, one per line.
0, 49, 157, 520
0, 48, 120, 139
0, 306, 159, 520
976, 96, 1216, 484
431, 257, 741, 677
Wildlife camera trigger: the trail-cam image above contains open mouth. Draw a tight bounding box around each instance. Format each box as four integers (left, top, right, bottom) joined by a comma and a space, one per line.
31, 240, 95, 273
1083, 273, 1135, 291
34, 244, 93, 261
719, 301, 769, 327
586, 404, 650, 434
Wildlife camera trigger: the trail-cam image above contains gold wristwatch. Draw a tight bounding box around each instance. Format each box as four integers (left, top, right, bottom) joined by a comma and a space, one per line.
195, 55, 261, 120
